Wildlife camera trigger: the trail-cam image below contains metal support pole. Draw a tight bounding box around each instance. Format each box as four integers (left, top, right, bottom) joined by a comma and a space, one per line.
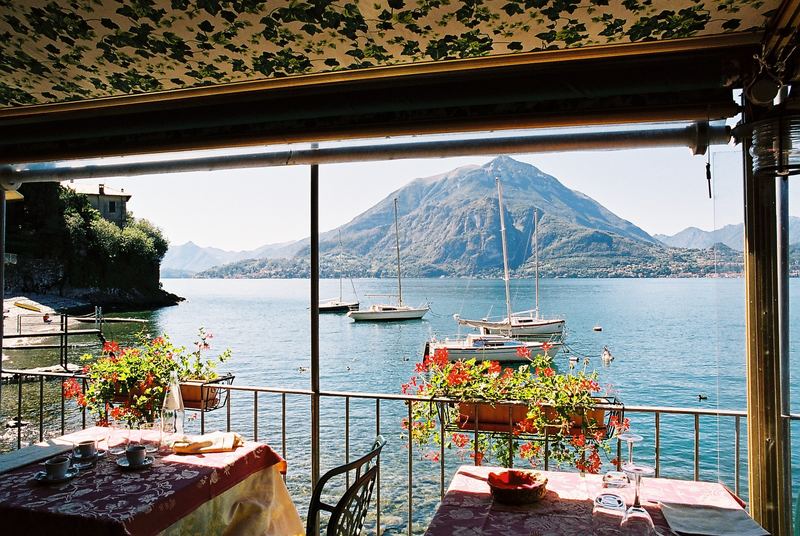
310, 157, 321, 533
742, 105, 793, 535
0, 190, 5, 378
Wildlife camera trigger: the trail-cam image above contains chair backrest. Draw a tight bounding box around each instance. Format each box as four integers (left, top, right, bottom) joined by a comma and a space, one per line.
307, 436, 386, 536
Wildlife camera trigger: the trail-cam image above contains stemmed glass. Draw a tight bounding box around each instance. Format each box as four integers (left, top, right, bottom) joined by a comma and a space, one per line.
592, 491, 627, 535
108, 421, 129, 455
619, 431, 643, 465
620, 462, 657, 535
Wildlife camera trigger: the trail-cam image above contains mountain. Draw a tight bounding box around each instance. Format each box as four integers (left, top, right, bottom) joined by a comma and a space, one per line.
655, 217, 800, 251
197, 156, 708, 279
161, 240, 305, 277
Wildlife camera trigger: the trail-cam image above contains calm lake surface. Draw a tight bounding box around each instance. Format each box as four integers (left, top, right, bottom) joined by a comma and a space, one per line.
3, 277, 799, 533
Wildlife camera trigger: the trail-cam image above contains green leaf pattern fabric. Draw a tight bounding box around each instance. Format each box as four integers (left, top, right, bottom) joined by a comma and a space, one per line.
0, 0, 777, 107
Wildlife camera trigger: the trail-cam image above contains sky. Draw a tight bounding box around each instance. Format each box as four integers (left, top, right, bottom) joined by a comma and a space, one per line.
66, 140, 754, 252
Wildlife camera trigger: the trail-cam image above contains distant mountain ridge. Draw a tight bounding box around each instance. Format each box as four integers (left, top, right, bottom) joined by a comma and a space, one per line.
655, 217, 800, 251
187, 156, 747, 279
161, 239, 305, 277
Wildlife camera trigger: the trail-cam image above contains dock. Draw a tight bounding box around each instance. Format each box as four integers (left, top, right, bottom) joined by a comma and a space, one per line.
1, 364, 82, 384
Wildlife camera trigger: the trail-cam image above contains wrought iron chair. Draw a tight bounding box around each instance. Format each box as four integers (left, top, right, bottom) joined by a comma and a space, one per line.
306, 435, 386, 536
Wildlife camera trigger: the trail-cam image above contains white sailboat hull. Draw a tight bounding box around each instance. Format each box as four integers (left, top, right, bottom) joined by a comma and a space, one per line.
348, 305, 429, 321
426, 335, 560, 362
457, 312, 564, 338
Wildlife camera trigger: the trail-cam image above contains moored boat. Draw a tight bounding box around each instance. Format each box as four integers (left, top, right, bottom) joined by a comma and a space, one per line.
424, 333, 560, 362
347, 198, 428, 322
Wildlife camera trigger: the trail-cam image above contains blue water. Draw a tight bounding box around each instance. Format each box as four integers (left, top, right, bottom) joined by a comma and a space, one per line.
3, 277, 799, 533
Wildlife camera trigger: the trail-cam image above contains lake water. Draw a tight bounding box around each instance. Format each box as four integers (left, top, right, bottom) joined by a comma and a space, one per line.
2, 277, 799, 533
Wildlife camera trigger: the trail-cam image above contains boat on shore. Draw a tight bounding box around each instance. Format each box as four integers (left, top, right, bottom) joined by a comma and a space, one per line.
424, 334, 560, 362
456, 180, 564, 339
348, 198, 428, 322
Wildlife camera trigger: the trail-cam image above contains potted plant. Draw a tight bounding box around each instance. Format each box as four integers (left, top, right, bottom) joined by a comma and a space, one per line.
401, 348, 627, 472
64, 328, 232, 425
176, 328, 232, 410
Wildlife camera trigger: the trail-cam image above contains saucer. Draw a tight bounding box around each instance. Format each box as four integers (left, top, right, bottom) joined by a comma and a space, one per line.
72, 449, 106, 462
116, 456, 154, 471
33, 467, 79, 484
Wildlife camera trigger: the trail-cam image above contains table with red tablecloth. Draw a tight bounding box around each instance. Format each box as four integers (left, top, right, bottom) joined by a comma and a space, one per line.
425, 465, 762, 536
0, 427, 303, 536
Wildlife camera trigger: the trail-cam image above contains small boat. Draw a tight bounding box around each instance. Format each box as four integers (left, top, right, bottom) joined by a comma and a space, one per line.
456, 180, 563, 339
13, 301, 41, 312
424, 333, 561, 363
348, 198, 428, 322
348, 303, 429, 321
320, 230, 359, 313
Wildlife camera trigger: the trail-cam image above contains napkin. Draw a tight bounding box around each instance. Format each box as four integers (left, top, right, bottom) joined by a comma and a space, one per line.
172, 431, 245, 454
660, 501, 769, 536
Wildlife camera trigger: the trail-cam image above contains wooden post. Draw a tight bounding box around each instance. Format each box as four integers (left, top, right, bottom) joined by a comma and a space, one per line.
742, 121, 793, 536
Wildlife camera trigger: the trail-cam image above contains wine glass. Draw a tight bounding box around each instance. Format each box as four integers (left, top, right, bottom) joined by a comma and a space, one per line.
592, 491, 626, 535
620, 462, 657, 535
618, 431, 643, 465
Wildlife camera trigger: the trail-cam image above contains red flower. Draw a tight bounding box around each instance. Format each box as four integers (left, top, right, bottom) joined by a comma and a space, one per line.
446, 362, 470, 386
151, 336, 165, 346
519, 442, 540, 460
451, 433, 469, 448
542, 342, 552, 352
63, 378, 82, 399
432, 348, 449, 368
571, 433, 586, 447
487, 361, 501, 375
102, 341, 120, 355
516, 346, 531, 359
536, 367, 555, 378
422, 450, 440, 462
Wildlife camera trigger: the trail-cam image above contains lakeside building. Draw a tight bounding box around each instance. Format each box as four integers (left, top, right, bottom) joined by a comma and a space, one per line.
66, 183, 131, 226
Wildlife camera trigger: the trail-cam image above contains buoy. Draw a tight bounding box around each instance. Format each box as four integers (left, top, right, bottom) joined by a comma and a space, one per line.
593, 326, 603, 332
298, 366, 309, 372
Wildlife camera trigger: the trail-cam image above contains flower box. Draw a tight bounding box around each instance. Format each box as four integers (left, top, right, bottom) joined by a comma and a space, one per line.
455, 397, 615, 437
180, 374, 234, 411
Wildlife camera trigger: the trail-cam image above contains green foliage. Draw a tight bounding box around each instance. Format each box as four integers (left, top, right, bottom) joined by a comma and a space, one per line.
67, 329, 232, 426
402, 349, 625, 471
7, 183, 169, 291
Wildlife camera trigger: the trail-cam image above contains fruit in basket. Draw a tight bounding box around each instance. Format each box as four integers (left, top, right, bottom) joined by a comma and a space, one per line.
487, 469, 548, 505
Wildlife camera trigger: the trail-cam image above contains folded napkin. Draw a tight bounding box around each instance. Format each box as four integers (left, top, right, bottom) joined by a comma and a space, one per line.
660, 501, 769, 536
172, 431, 245, 454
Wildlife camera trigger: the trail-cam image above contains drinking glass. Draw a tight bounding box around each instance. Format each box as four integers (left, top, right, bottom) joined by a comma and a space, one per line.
618, 431, 643, 465
592, 491, 626, 535
108, 421, 129, 455
620, 462, 657, 535
138, 423, 160, 454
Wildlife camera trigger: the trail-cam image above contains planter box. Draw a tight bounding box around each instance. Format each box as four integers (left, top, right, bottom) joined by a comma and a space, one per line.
455, 399, 614, 436
180, 374, 235, 411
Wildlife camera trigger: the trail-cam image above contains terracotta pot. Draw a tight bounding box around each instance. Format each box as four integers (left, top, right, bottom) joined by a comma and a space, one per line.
457, 402, 606, 435
180, 380, 219, 410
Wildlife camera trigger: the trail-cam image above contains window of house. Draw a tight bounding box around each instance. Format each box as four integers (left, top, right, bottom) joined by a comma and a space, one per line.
108, 200, 116, 213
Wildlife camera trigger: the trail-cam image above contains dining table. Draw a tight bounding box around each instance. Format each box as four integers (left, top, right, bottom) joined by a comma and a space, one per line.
425, 465, 769, 536
0, 426, 304, 536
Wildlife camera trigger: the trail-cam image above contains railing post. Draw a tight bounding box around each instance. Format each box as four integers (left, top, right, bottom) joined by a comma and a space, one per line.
654, 412, 660, 477
0, 190, 5, 378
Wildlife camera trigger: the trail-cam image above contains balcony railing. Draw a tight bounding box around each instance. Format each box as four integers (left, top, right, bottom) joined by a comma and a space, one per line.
2, 369, 799, 535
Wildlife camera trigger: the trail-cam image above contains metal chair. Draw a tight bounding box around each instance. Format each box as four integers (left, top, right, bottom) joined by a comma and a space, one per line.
306, 435, 386, 536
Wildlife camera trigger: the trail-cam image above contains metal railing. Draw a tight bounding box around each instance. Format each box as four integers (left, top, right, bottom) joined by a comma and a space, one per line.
2, 369, 800, 535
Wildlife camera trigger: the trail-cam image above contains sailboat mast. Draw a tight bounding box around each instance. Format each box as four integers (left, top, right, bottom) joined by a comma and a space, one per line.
338, 230, 343, 302
496, 179, 513, 324
394, 198, 403, 306
534, 209, 539, 316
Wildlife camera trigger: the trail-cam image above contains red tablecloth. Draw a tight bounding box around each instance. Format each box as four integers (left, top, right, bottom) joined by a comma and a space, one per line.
425, 465, 756, 536
0, 427, 288, 536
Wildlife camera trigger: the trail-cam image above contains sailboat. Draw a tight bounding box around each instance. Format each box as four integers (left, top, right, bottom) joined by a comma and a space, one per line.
319, 231, 359, 313
455, 178, 565, 339
347, 199, 429, 322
